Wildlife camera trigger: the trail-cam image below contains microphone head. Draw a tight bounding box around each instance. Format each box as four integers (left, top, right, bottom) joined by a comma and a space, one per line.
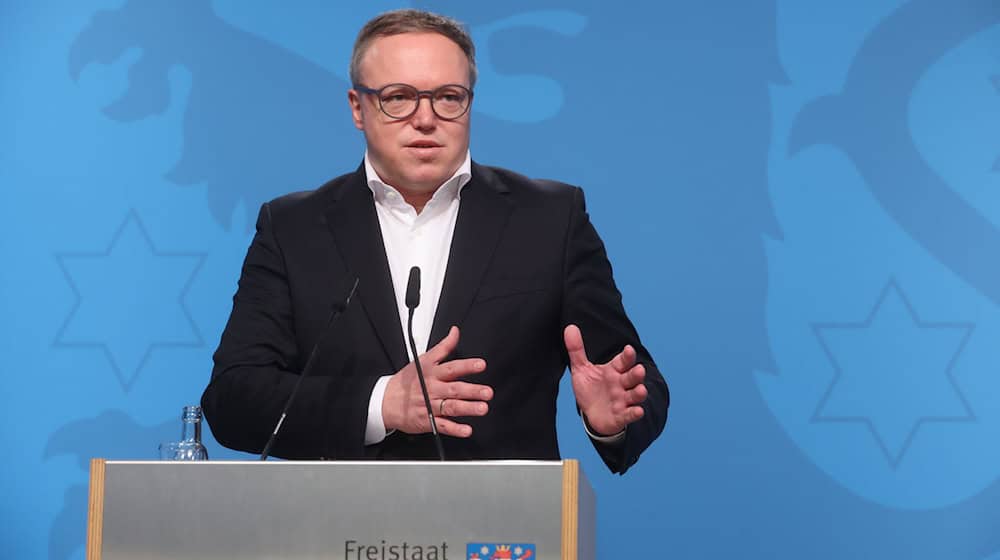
405, 266, 421, 309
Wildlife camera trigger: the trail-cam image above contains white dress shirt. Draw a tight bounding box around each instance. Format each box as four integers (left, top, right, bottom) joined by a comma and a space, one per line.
363, 151, 472, 444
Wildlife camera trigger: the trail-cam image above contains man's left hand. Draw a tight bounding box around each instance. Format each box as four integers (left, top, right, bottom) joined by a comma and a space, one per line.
564, 324, 648, 437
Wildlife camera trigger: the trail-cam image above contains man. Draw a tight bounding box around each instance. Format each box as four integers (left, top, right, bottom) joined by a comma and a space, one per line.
202, 9, 668, 474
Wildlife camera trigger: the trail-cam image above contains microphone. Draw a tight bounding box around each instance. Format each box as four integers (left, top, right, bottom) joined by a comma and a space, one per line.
404, 266, 445, 461
259, 277, 359, 461
405, 266, 420, 309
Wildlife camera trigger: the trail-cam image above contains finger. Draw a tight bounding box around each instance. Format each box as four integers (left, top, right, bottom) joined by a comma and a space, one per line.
619, 364, 646, 390
438, 380, 494, 401
624, 406, 645, 425
609, 345, 637, 374
439, 398, 489, 418
624, 383, 648, 406
435, 417, 474, 438
435, 357, 487, 381
425, 326, 460, 363
563, 324, 590, 369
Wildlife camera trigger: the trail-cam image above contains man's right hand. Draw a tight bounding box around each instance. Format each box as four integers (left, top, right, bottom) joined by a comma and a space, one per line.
382, 326, 492, 437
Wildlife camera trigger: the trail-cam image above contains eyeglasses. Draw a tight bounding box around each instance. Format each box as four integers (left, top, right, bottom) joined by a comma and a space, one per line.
353, 83, 473, 120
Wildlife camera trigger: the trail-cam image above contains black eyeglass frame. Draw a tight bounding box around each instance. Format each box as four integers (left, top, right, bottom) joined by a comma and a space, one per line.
353, 83, 474, 121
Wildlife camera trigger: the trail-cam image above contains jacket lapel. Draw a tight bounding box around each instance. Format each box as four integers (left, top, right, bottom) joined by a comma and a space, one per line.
323, 166, 409, 371
429, 163, 513, 346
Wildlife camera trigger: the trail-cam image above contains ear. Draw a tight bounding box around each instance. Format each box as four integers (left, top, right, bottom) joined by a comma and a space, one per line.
348, 89, 364, 130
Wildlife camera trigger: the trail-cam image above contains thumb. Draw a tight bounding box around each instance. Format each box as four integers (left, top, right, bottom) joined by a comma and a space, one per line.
426, 325, 460, 363
563, 324, 590, 369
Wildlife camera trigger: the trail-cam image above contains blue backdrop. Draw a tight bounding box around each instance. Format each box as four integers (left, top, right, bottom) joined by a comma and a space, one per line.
4, 1, 1000, 558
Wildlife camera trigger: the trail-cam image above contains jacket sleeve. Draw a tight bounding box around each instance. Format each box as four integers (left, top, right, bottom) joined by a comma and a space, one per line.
201, 202, 377, 459
561, 187, 670, 474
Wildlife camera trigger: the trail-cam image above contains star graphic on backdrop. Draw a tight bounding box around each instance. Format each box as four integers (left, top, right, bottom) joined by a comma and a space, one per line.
811, 279, 975, 469
54, 210, 205, 392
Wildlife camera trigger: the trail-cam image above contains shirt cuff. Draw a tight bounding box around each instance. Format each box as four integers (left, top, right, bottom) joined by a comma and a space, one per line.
364, 375, 393, 445
582, 414, 626, 444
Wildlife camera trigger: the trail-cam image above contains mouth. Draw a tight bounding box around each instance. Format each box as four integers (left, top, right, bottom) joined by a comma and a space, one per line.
405, 141, 444, 158
406, 141, 442, 149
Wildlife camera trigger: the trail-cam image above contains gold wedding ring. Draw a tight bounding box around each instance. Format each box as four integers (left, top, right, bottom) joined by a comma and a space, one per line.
439, 398, 447, 416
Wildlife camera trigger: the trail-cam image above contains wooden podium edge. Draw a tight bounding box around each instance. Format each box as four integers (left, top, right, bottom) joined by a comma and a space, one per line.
87, 458, 106, 560
561, 459, 579, 560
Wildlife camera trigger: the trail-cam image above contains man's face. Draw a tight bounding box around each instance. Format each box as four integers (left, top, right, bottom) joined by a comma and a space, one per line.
349, 32, 472, 194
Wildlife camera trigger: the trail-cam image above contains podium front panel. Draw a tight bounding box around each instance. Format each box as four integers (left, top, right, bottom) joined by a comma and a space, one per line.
93, 460, 591, 560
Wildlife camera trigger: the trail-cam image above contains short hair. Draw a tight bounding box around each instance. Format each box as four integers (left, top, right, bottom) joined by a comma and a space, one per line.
350, 9, 477, 88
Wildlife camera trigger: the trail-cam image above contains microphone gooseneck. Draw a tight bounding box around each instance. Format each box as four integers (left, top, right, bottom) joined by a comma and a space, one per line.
259, 277, 359, 461
405, 266, 445, 461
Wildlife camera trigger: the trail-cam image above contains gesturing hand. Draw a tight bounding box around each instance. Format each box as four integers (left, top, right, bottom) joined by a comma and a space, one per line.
382, 326, 493, 437
564, 324, 648, 437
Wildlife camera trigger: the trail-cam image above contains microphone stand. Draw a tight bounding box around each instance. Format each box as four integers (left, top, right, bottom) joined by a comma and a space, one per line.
259, 278, 359, 461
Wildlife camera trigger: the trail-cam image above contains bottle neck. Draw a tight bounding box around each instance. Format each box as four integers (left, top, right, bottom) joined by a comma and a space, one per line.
181, 420, 202, 443
180, 406, 203, 444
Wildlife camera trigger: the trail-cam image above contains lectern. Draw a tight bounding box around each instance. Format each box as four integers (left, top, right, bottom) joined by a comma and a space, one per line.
87, 459, 595, 560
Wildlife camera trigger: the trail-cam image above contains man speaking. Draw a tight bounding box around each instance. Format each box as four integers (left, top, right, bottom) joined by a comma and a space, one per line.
201, 9, 668, 474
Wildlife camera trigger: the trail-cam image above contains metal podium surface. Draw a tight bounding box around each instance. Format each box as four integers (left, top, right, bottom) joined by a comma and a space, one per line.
89, 460, 594, 560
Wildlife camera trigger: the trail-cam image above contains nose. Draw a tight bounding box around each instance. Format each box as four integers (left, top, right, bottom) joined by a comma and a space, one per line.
409, 95, 437, 131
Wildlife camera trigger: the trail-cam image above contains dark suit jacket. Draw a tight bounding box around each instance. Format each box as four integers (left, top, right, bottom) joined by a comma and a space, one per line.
202, 162, 668, 473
